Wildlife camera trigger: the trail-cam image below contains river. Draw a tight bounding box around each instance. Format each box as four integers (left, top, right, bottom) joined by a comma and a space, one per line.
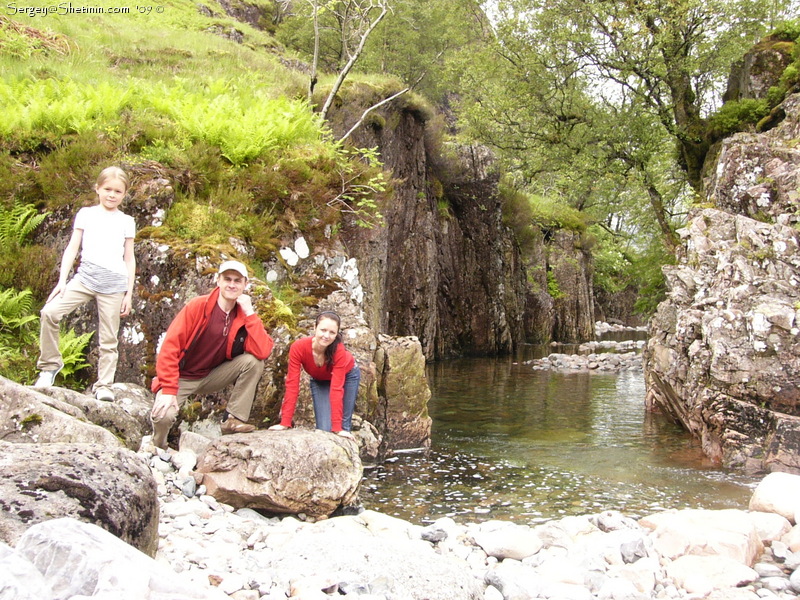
361, 344, 761, 526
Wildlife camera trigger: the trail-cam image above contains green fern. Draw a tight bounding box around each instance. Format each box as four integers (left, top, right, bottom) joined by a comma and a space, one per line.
0, 287, 37, 345
0, 287, 38, 383
0, 202, 48, 247
57, 328, 94, 381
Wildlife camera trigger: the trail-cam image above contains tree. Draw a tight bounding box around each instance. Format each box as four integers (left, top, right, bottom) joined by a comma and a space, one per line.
277, 0, 493, 111
278, 0, 393, 120
481, 0, 785, 193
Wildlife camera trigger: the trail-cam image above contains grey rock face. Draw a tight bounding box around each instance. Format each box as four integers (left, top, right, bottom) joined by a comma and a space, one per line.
644, 92, 800, 474
0, 441, 159, 556
0, 376, 125, 447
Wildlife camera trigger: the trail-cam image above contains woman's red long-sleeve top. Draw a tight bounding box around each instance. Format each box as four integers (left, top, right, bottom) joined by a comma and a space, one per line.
280, 336, 355, 432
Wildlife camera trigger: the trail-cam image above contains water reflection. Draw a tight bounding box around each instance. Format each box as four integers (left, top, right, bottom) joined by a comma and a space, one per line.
362, 353, 760, 525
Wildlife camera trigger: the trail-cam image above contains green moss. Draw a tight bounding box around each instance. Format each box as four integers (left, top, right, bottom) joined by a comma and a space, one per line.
547, 271, 565, 299
20, 413, 42, 428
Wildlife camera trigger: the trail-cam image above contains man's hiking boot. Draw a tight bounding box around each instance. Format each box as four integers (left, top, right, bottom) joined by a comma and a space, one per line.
221, 415, 256, 434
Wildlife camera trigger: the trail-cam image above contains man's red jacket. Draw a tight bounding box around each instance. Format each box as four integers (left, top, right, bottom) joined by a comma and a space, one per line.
151, 287, 273, 395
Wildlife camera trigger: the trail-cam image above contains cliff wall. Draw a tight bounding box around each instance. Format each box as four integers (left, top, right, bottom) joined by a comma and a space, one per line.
335, 99, 594, 358
644, 90, 800, 473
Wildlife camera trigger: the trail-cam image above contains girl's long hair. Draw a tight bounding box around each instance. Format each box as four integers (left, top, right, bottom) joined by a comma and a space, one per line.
316, 311, 343, 369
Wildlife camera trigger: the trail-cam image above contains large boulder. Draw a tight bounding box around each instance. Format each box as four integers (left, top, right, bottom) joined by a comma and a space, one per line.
0, 441, 159, 556
639, 509, 764, 566
749, 472, 800, 523
1, 518, 226, 600
195, 429, 362, 518
0, 376, 124, 447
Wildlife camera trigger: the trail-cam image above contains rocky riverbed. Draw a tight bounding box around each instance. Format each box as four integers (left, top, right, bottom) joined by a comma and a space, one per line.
526, 322, 647, 372
142, 439, 800, 600
4, 434, 800, 600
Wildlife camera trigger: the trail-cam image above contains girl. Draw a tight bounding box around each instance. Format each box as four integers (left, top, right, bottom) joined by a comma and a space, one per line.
34, 166, 136, 401
271, 311, 361, 438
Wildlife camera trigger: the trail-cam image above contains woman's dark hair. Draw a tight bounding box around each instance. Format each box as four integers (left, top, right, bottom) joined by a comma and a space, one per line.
316, 311, 343, 369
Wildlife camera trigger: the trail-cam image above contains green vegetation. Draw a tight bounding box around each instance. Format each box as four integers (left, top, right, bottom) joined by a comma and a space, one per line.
0, 5, 387, 325
0, 205, 93, 387
56, 329, 95, 386
0, 0, 398, 379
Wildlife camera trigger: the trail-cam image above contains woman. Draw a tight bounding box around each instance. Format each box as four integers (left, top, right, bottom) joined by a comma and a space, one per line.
270, 311, 360, 438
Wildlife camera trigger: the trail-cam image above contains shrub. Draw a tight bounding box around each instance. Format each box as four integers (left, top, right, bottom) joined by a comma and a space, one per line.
708, 99, 769, 137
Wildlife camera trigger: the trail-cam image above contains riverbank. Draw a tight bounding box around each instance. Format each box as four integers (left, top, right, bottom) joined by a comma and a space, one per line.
146, 443, 800, 600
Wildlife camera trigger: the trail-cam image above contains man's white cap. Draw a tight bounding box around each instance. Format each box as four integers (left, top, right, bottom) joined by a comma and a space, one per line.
218, 260, 249, 279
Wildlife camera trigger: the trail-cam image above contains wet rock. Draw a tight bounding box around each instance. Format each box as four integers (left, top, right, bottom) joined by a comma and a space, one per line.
528, 349, 643, 373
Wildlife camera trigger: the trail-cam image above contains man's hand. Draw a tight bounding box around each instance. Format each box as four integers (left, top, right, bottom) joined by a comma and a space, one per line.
237, 294, 255, 316
151, 393, 178, 420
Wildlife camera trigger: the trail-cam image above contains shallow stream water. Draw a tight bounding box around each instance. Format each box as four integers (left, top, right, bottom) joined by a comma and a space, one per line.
361, 344, 761, 526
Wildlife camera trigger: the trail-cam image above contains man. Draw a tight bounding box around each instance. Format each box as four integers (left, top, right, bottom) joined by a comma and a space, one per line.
150, 260, 273, 449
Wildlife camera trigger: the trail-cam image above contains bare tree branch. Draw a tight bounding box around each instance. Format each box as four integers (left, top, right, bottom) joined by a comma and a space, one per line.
339, 86, 410, 142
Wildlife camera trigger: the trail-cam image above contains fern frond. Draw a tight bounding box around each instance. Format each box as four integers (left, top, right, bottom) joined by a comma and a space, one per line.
0, 202, 48, 247
57, 328, 94, 378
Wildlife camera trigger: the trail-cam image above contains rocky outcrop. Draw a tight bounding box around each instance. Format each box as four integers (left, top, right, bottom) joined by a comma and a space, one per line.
194, 429, 362, 518
24, 382, 153, 450
336, 101, 593, 358
550, 230, 595, 342
723, 34, 795, 103
0, 441, 159, 556
0, 376, 129, 447
341, 120, 531, 358
371, 334, 432, 451
645, 208, 800, 473
644, 93, 800, 473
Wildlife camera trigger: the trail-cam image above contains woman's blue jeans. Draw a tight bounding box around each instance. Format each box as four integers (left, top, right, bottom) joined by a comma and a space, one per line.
310, 364, 361, 431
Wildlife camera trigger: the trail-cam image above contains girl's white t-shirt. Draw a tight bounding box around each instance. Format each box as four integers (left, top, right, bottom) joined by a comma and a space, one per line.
74, 205, 135, 292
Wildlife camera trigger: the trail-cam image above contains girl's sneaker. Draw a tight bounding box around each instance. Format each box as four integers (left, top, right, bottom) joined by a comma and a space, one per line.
34, 368, 61, 388
95, 387, 114, 402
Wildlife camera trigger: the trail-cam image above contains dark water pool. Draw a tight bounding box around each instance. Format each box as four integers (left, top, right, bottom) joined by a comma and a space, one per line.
361, 352, 759, 525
